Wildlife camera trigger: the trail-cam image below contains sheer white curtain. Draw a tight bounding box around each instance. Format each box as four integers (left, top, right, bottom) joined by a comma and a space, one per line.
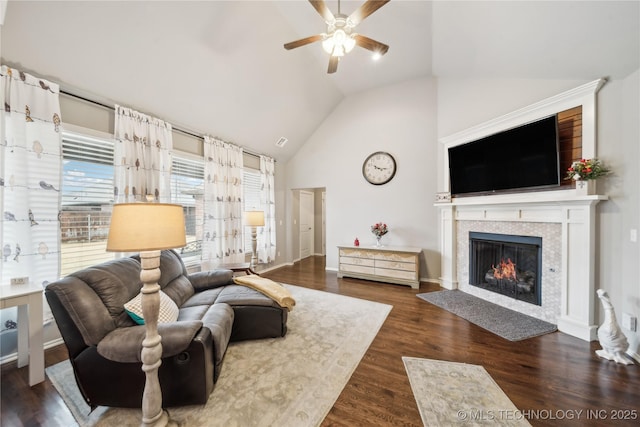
258, 155, 276, 263
113, 105, 173, 203
0, 65, 62, 328
202, 136, 244, 266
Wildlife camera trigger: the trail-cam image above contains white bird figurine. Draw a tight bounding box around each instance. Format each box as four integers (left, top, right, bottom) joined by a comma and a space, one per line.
595, 289, 633, 365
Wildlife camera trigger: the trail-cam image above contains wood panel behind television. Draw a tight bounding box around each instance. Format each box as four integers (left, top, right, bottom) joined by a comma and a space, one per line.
557, 106, 582, 188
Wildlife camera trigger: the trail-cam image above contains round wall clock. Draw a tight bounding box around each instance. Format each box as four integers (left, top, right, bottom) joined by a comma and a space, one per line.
362, 151, 397, 185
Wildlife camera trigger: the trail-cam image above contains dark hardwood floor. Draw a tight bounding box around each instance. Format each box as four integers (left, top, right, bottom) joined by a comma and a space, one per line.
2, 255, 639, 426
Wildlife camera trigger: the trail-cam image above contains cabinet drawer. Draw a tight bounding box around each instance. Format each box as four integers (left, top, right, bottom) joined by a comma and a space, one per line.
340, 264, 375, 275
339, 248, 375, 258
375, 259, 416, 271
375, 267, 417, 281
340, 256, 375, 267
375, 252, 417, 263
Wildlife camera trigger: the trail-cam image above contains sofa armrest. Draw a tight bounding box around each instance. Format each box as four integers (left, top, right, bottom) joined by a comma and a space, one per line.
97, 320, 204, 363
188, 269, 234, 292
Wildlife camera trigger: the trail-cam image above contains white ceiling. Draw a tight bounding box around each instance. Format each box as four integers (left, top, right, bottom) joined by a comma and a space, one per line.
1, 1, 638, 162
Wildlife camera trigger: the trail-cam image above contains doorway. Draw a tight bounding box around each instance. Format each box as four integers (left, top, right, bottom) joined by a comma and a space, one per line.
299, 190, 314, 259
295, 188, 326, 262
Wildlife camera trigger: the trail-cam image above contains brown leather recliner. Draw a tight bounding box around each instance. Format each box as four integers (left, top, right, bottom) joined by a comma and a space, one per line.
45, 250, 287, 409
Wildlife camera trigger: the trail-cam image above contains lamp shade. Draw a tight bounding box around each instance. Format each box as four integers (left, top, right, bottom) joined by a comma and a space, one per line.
243, 210, 265, 227
106, 203, 186, 252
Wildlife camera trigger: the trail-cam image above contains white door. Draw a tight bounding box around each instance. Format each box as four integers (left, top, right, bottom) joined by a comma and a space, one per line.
299, 190, 314, 259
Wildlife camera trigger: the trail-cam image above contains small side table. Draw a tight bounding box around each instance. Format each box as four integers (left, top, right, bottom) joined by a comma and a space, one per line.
0, 283, 45, 386
218, 262, 259, 276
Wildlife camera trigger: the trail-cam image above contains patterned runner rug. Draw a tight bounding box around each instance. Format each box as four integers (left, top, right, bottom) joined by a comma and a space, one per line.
403, 357, 531, 426
417, 290, 556, 341
46, 284, 392, 427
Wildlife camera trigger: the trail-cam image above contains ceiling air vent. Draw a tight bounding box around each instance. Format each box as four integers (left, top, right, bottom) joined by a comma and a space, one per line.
275, 137, 288, 147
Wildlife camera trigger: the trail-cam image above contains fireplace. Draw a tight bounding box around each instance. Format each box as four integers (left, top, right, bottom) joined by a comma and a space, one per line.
469, 232, 542, 305
438, 80, 606, 341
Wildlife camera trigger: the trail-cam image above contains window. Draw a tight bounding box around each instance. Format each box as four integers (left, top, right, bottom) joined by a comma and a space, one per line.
171, 156, 204, 262
243, 168, 262, 252
60, 131, 115, 276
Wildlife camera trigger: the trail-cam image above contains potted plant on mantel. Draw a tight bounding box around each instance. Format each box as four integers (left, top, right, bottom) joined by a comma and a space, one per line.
565, 158, 610, 195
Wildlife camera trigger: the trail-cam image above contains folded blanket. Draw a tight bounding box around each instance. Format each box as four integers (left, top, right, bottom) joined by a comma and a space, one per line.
233, 275, 296, 311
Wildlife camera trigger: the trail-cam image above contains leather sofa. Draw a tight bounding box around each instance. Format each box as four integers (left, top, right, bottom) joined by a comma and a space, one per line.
45, 250, 288, 409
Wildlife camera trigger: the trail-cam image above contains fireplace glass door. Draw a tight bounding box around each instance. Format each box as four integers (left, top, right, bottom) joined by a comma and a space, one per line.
469, 232, 542, 305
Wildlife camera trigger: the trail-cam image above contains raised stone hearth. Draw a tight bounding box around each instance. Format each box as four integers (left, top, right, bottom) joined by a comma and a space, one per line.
437, 79, 607, 342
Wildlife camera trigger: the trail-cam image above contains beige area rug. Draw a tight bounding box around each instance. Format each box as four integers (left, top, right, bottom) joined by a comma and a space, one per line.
403, 357, 531, 426
46, 285, 392, 427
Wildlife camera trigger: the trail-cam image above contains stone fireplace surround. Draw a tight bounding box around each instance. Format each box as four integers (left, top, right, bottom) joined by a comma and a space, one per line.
437, 79, 607, 342
460, 221, 559, 321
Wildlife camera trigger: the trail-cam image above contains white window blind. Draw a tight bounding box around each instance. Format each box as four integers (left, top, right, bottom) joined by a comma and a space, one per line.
171, 156, 204, 260
61, 132, 115, 276
243, 168, 262, 252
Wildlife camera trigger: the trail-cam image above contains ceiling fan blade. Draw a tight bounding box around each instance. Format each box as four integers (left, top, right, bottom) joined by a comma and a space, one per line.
284, 34, 324, 50
348, 0, 390, 26
309, 0, 335, 23
354, 34, 389, 55
328, 56, 339, 74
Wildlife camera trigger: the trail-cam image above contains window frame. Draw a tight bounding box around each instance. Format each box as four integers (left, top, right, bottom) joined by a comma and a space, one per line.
170, 152, 205, 268
60, 125, 116, 276
242, 166, 262, 255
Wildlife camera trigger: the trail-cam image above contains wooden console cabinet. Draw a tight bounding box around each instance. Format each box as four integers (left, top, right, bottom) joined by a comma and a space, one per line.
337, 245, 421, 289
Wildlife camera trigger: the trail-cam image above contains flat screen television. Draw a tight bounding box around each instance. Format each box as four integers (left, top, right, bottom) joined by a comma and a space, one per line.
448, 115, 560, 196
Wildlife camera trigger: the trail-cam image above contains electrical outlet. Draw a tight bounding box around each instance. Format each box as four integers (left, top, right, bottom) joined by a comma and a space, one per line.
10, 277, 29, 285
621, 313, 637, 332
631, 229, 638, 243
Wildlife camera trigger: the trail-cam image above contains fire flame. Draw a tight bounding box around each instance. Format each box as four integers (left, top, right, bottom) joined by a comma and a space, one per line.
492, 258, 517, 281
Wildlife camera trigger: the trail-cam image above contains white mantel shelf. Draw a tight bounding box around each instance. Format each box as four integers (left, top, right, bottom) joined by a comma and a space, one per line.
435, 189, 608, 208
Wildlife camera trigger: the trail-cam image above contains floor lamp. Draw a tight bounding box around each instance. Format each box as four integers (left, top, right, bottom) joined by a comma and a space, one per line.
243, 210, 264, 270
106, 202, 186, 427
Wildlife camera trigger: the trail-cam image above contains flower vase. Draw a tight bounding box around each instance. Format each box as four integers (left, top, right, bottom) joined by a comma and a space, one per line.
375, 235, 383, 247
575, 179, 596, 196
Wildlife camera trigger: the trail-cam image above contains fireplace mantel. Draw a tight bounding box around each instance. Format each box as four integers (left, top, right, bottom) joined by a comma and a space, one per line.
438, 193, 606, 342
437, 79, 608, 342
436, 189, 607, 207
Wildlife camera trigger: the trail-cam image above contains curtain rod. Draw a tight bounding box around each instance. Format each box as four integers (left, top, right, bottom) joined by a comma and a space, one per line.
59, 89, 265, 160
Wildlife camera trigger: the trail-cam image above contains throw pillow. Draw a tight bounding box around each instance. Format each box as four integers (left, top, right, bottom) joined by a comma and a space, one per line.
124, 290, 179, 325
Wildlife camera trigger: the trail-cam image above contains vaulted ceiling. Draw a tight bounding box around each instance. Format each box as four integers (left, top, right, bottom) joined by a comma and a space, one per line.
1, 1, 638, 162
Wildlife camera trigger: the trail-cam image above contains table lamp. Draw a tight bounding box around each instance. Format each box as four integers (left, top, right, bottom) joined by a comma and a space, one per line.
106, 202, 186, 427
243, 210, 264, 269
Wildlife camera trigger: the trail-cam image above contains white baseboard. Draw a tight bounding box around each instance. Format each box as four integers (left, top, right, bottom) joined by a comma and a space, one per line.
0, 337, 65, 366
626, 349, 640, 364
257, 262, 294, 274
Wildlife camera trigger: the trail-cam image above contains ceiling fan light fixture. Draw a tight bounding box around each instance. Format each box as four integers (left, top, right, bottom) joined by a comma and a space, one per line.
322, 35, 334, 54
323, 30, 355, 56
372, 51, 382, 61
344, 35, 356, 53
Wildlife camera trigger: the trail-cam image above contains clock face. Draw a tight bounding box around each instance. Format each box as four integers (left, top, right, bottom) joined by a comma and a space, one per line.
362, 151, 396, 185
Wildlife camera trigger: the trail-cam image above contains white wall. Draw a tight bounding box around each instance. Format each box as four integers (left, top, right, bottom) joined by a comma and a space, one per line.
598, 69, 640, 356
285, 77, 440, 280
435, 74, 640, 353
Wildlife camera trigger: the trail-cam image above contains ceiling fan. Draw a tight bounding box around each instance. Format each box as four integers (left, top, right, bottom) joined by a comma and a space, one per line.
284, 0, 390, 74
